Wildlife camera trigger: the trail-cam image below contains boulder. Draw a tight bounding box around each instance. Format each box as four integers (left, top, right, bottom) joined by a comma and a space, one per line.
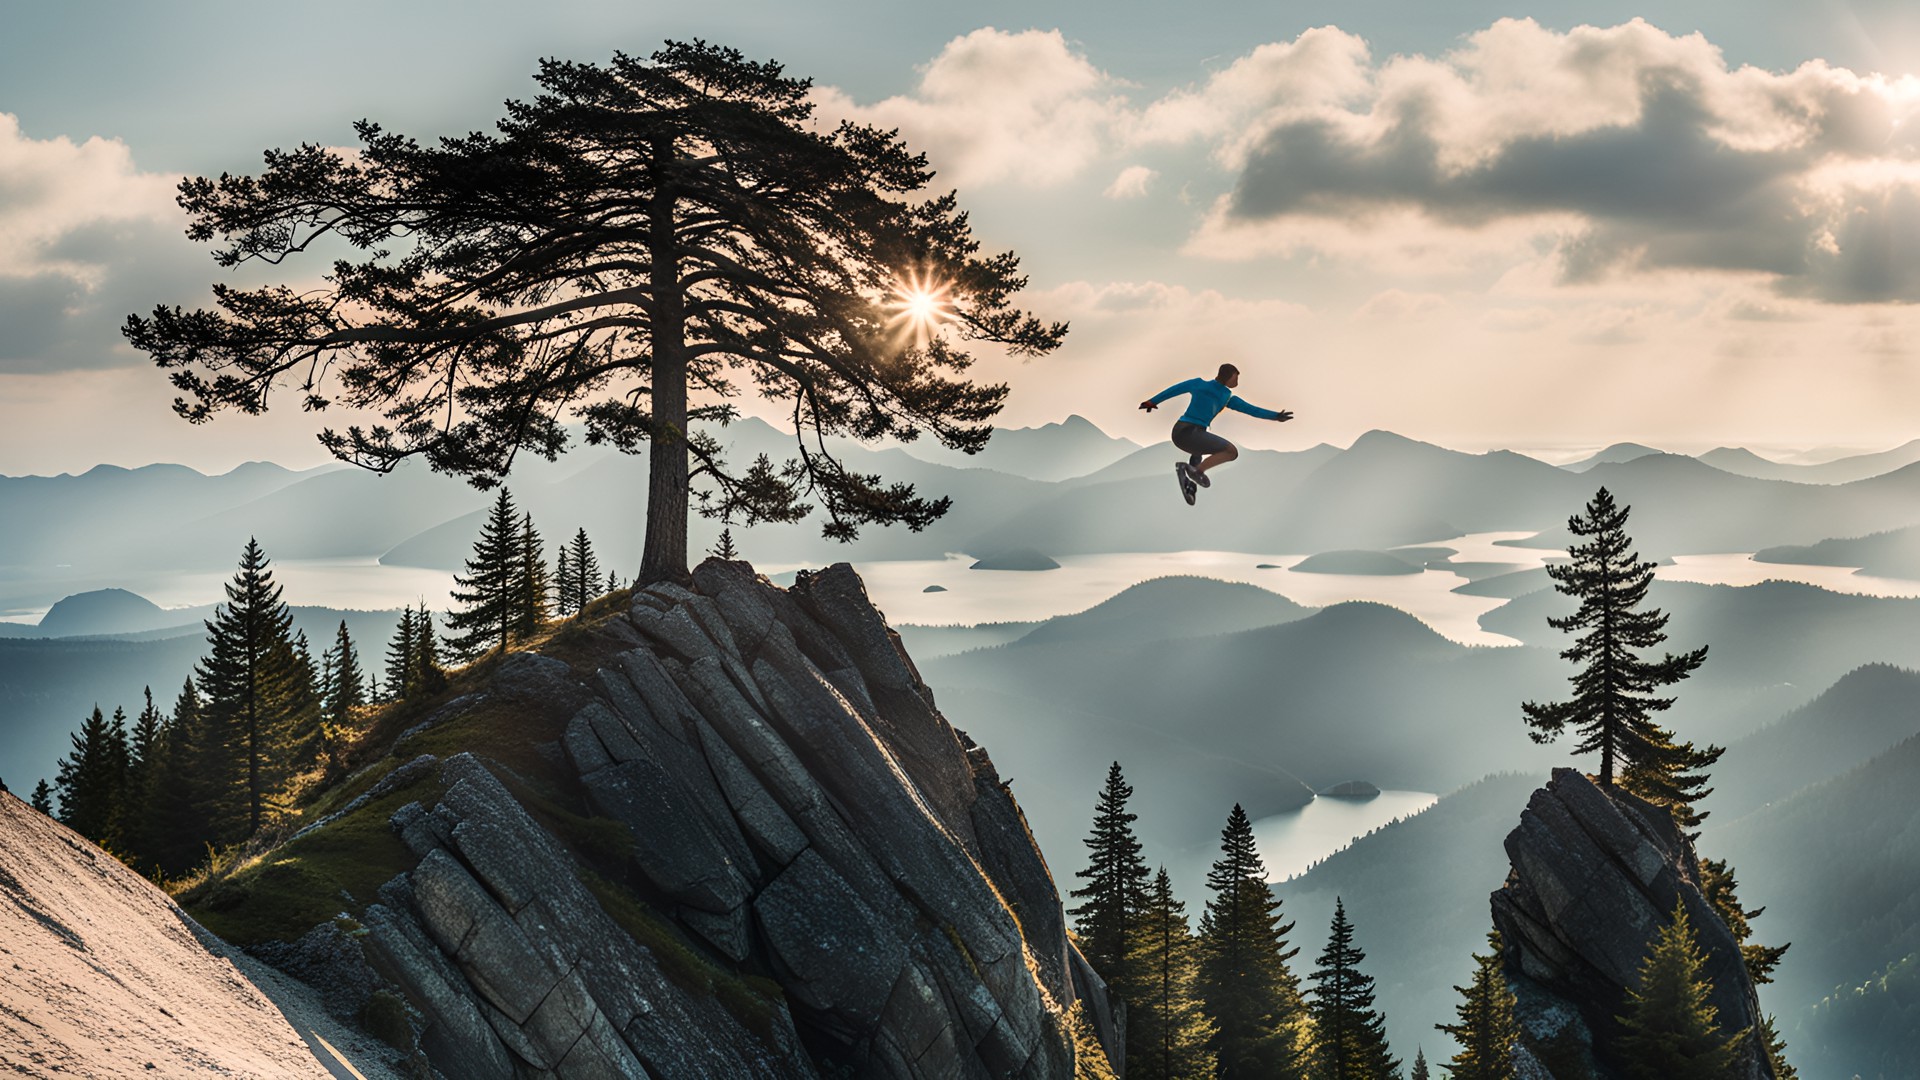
1491, 768, 1774, 1080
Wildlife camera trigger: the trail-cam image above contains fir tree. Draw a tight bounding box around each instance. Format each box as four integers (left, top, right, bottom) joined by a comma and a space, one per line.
1410, 1048, 1430, 1080
195, 538, 306, 839
412, 603, 447, 696
1129, 867, 1216, 1080
1698, 857, 1788, 985
1307, 899, 1399, 1080
447, 489, 522, 658
567, 528, 602, 615
712, 527, 739, 561
1437, 932, 1518, 1080
319, 620, 365, 771
1758, 1015, 1796, 1080
1614, 903, 1749, 1080
606, 568, 620, 594
146, 677, 211, 877
1197, 803, 1308, 1080
554, 543, 578, 617
515, 511, 550, 640
281, 630, 324, 773
29, 779, 53, 814
384, 606, 417, 701
54, 705, 126, 845
1070, 762, 1151, 984
122, 687, 166, 868
1520, 488, 1721, 823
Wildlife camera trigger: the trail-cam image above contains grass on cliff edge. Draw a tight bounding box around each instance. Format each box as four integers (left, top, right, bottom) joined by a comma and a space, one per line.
173, 589, 637, 944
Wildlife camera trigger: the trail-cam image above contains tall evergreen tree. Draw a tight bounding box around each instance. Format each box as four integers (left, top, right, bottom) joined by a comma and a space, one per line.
384, 606, 418, 700
1070, 762, 1151, 984
413, 603, 447, 696
320, 620, 365, 765
515, 511, 550, 639
1697, 857, 1789, 985
195, 537, 306, 839
1129, 867, 1216, 1080
566, 527, 602, 616
146, 677, 211, 878
1410, 1048, 1430, 1080
281, 630, 324, 773
122, 687, 166, 868
1520, 488, 1721, 822
554, 542, 578, 617
1307, 899, 1399, 1080
1198, 803, 1309, 1080
29, 779, 53, 815
126, 42, 1064, 586
54, 705, 125, 845
447, 489, 522, 658
1437, 932, 1518, 1080
1614, 904, 1749, 1080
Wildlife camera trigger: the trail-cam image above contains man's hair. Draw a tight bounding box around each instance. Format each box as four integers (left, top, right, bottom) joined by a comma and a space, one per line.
1217, 363, 1240, 379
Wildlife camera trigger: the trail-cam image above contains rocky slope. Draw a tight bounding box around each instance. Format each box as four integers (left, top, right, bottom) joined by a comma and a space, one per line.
1492, 768, 1775, 1079
0, 789, 399, 1078
253, 560, 1117, 1078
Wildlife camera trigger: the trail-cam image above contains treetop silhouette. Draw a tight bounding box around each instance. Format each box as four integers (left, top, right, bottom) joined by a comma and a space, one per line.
125, 40, 1065, 582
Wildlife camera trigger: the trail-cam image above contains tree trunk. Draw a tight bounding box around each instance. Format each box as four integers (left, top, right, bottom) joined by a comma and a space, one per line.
639, 138, 690, 585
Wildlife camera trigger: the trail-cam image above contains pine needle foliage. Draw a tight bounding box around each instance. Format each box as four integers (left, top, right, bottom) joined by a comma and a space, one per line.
1437, 931, 1518, 1080
1070, 761, 1151, 985
1197, 803, 1309, 1080
1697, 857, 1789, 985
1410, 1047, 1430, 1080
124, 41, 1065, 584
1128, 867, 1217, 1080
1306, 899, 1399, 1080
447, 489, 524, 658
1614, 903, 1749, 1080
1520, 488, 1722, 822
566, 527, 602, 616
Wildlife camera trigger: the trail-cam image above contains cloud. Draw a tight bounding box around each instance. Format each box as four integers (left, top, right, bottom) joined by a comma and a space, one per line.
0, 114, 201, 373
1183, 19, 1920, 301
810, 28, 1131, 189
1104, 165, 1155, 199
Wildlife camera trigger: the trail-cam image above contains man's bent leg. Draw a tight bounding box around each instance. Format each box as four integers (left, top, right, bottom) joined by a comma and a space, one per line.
1195, 443, 1238, 475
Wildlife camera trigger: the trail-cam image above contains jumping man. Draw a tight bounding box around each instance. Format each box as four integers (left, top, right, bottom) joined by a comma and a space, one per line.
1139, 363, 1293, 504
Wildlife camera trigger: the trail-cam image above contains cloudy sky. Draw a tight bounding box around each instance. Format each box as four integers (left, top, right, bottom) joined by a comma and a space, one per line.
6, 0, 1920, 474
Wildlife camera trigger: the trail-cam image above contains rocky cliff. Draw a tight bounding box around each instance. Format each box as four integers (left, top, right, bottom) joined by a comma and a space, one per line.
1491, 768, 1774, 1080
273, 560, 1117, 1078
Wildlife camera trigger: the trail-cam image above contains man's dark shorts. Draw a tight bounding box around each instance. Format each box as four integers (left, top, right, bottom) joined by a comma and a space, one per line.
1172, 421, 1230, 462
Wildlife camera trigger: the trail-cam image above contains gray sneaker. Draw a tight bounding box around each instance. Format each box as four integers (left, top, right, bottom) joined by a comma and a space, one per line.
1175, 463, 1197, 505
1181, 462, 1212, 489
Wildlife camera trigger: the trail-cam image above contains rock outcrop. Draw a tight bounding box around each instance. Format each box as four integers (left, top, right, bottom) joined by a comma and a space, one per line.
1491, 768, 1774, 1080
351, 560, 1116, 1078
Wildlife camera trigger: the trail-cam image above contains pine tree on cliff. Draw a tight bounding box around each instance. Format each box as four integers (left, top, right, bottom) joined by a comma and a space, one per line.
280, 630, 324, 772
1697, 857, 1789, 985
1409, 1047, 1429, 1080
29, 779, 53, 814
1306, 899, 1399, 1079
554, 543, 577, 617
1614, 903, 1749, 1079
124, 42, 1064, 585
712, 527, 739, 561
1128, 867, 1216, 1079
1198, 803, 1308, 1079
196, 538, 311, 839
571, 528, 602, 613
122, 687, 166, 867
1758, 1015, 1797, 1080
1520, 487, 1721, 823
1437, 932, 1518, 1080
515, 511, 550, 639
323, 620, 365, 721
1070, 762, 1151, 985
447, 489, 522, 658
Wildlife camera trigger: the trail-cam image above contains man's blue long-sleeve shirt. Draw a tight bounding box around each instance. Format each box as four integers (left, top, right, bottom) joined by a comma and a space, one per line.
1148, 378, 1281, 427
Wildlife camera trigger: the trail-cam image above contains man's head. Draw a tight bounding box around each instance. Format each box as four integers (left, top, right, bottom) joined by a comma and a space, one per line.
1216, 362, 1240, 388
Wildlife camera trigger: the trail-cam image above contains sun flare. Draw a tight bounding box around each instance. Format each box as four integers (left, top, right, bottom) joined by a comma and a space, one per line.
887, 272, 954, 339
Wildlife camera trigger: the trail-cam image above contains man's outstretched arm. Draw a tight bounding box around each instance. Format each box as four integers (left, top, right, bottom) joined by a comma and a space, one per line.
1141, 377, 1204, 411
1226, 395, 1294, 422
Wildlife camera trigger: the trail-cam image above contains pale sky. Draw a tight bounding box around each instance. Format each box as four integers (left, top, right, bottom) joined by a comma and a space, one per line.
7, 0, 1920, 474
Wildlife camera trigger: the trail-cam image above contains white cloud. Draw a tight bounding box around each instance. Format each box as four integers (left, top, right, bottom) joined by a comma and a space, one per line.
1104, 165, 1155, 199
0, 114, 200, 373
810, 28, 1131, 188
